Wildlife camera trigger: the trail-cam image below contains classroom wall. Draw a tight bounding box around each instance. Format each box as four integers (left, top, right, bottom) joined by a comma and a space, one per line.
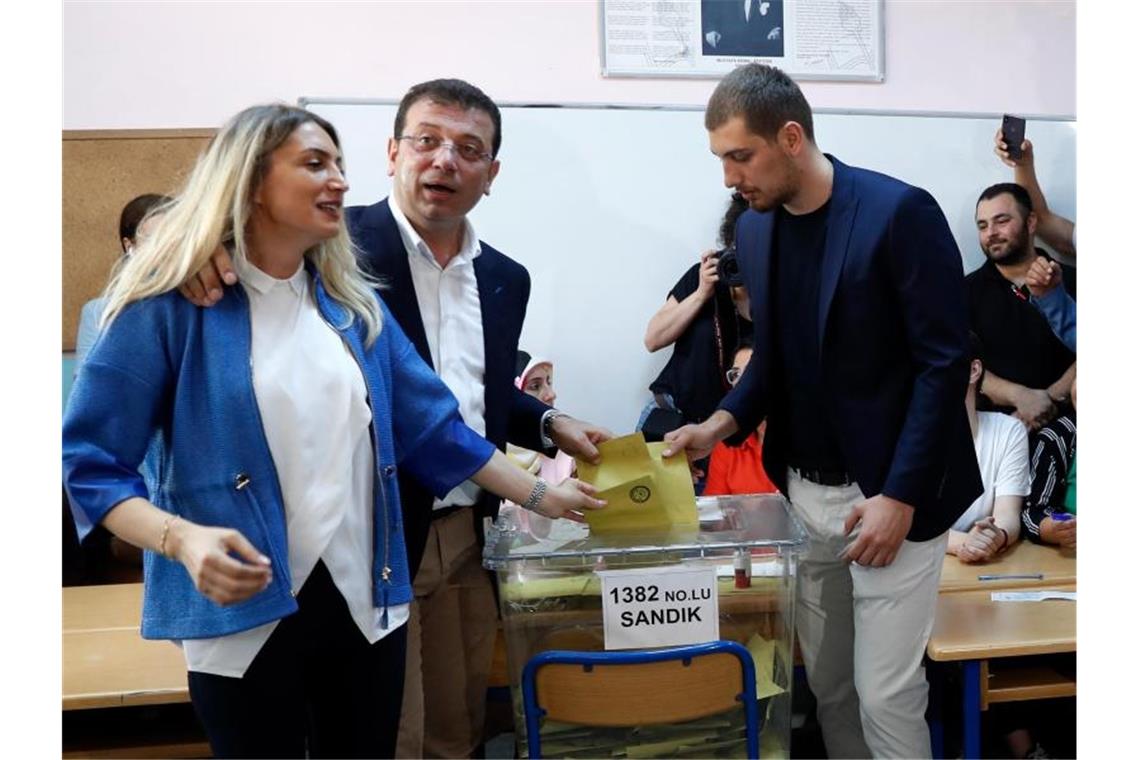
62, 0, 1077, 427
64, 0, 1075, 131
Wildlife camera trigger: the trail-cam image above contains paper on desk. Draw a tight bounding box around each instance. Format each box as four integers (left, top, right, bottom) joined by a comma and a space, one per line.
577, 432, 698, 534
991, 590, 1077, 602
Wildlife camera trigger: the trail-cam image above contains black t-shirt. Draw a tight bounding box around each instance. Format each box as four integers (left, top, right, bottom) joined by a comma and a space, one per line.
965, 252, 1076, 413
773, 200, 846, 470
649, 262, 752, 424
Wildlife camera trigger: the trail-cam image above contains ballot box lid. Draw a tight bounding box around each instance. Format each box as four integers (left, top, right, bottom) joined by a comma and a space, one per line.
483, 492, 806, 570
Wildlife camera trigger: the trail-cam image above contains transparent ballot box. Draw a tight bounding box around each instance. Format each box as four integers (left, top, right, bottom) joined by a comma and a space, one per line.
484, 493, 806, 759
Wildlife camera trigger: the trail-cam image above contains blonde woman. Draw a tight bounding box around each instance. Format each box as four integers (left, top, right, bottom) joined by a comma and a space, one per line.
62, 104, 602, 759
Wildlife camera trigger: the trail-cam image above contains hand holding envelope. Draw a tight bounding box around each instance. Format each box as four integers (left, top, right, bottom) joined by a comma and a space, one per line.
576, 432, 698, 533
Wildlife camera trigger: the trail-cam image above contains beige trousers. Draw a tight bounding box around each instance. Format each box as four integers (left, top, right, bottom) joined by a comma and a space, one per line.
787, 468, 948, 759
395, 509, 499, 759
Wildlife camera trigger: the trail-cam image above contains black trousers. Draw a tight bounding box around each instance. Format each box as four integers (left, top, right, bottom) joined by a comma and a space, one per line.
187, 561, 407, 759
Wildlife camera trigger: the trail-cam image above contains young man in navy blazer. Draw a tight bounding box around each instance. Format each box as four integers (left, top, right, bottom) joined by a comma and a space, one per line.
665, 64, 982, 758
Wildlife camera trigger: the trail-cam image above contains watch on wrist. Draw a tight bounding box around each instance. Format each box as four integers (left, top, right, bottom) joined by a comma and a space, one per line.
542, 411, 569, 440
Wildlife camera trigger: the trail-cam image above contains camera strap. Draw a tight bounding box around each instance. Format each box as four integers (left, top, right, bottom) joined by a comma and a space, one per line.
712, 289, 730, 391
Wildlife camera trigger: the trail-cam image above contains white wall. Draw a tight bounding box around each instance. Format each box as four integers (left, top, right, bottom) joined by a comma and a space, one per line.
64, 0, 1075, 130
62, 0, 1077, 432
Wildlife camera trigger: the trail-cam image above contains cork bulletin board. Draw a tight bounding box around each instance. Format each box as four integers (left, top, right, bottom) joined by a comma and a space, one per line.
62, 129, 213, 350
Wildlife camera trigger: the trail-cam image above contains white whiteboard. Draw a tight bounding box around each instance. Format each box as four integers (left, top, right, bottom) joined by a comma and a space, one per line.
302, 99, 1076, 434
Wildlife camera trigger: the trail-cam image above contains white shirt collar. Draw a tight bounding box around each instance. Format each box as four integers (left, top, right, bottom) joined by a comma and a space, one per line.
234, 254, 308, 296
388, 194, 482, 269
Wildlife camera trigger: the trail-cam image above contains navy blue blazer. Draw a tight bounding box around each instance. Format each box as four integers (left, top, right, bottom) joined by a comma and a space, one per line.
347, 198, 550, 574
720, 156, 982, 540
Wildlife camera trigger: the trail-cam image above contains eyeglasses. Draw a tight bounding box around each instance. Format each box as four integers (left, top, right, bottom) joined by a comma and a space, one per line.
726, 367, 743, 386
397, 134, 492, 164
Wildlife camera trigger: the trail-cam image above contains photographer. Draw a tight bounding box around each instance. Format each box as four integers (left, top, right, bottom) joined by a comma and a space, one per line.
639, 194, 752, 440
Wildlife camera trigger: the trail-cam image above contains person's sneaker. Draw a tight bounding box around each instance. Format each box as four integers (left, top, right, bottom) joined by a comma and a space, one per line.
1025, 742, 1052, 759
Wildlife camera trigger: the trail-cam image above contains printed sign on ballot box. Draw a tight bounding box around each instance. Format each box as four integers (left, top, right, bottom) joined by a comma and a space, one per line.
597, 564, 720, 650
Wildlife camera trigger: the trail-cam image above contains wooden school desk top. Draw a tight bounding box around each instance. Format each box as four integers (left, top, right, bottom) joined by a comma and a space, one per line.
63, 583, 188, 710
939, 540, 1075, 593
927, 584, 1076, 662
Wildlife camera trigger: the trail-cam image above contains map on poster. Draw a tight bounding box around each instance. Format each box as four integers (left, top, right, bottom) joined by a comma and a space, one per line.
601, 0, 883, 81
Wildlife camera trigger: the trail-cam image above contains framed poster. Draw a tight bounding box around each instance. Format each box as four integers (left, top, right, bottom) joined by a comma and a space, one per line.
600, 0, 884, 81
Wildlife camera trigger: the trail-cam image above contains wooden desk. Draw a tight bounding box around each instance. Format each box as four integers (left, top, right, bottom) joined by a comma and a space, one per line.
927, 585, 1076, 759
939, 540, 1076, 593
63, 583, 143, 633
62, 583, 205, 758
64, 629, 189, 710
63, 583, 190, 710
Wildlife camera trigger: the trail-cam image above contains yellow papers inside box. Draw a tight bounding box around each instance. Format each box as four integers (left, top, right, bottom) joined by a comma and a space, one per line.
746, 633, 787, 701
576, 432, 698, 534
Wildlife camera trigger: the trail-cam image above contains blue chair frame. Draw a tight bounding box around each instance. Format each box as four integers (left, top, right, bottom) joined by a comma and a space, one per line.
521, 640, 761, 759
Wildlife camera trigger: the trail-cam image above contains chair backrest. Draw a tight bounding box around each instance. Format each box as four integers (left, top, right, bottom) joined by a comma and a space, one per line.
521, 640, 760, 758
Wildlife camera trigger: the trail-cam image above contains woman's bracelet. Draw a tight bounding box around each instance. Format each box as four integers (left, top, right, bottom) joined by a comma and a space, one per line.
522, 477, 548, 513
997, 526, 1010, 552
159, 515, 180, 559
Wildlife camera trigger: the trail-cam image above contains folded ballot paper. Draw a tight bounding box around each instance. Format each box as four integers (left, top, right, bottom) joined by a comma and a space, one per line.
576, 432, 698, 533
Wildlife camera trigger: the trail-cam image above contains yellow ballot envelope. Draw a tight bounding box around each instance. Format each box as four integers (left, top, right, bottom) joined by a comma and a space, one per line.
576, 432, 698, 533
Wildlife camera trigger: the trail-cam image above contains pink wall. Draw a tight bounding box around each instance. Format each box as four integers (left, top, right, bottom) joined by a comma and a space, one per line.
64, 0, 1075, 130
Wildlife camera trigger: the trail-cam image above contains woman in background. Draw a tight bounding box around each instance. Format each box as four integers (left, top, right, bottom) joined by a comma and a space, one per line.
703, 337, 778, 496
639, 192, 752, 465
75, 193, 172, 367
503, 351, 577, 537
507, 351, 576, 484
63, 104, 602, 759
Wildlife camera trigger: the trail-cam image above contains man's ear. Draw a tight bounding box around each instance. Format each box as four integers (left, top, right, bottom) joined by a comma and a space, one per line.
779, 121, 806, 156
969, 358, 984, 386
483, 159, 501, 196
1026, 209, 1038, 238
386, 136, 399, 178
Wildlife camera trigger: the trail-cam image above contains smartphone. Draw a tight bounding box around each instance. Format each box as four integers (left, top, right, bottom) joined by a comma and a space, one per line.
1002, 114, 1026, 160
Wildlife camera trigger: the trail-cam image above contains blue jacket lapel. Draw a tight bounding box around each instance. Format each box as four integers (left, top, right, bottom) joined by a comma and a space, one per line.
748, 212, 776, 384
818, 156, 858, 357
371, 200, 435, 369
473, 253, 498, 365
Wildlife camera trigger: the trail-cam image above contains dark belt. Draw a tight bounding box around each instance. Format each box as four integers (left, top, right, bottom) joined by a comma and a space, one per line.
791, 465, 854, 487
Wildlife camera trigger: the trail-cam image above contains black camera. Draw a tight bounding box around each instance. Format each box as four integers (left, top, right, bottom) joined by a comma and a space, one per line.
715, 246, 743, 287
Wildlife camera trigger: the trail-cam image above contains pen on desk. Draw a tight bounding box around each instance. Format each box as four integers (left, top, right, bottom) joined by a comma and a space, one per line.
977, 573, 1045, 581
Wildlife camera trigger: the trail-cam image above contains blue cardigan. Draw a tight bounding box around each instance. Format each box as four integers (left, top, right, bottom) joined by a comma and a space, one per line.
62, 268, 496, 640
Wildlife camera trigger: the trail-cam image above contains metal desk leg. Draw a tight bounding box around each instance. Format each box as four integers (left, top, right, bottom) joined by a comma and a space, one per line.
962, 660, 982, 760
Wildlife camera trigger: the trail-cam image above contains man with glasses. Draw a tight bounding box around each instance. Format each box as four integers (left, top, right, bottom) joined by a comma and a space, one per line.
180, 79, 610, 759
356, 78, 610, 759
664, 64, 982, 757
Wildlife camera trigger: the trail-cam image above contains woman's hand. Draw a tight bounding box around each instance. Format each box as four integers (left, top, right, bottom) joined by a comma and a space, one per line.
957, 517, 1003, 563
533, 478, 606, 523
696, 249, 721, 300
169, 520, 274, 606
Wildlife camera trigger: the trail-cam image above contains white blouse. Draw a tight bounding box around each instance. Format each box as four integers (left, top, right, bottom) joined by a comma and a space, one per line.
182, 257, 408, 678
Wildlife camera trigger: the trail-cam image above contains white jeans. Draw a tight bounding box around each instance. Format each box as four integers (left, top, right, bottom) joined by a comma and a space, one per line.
788, 468, 948, 759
